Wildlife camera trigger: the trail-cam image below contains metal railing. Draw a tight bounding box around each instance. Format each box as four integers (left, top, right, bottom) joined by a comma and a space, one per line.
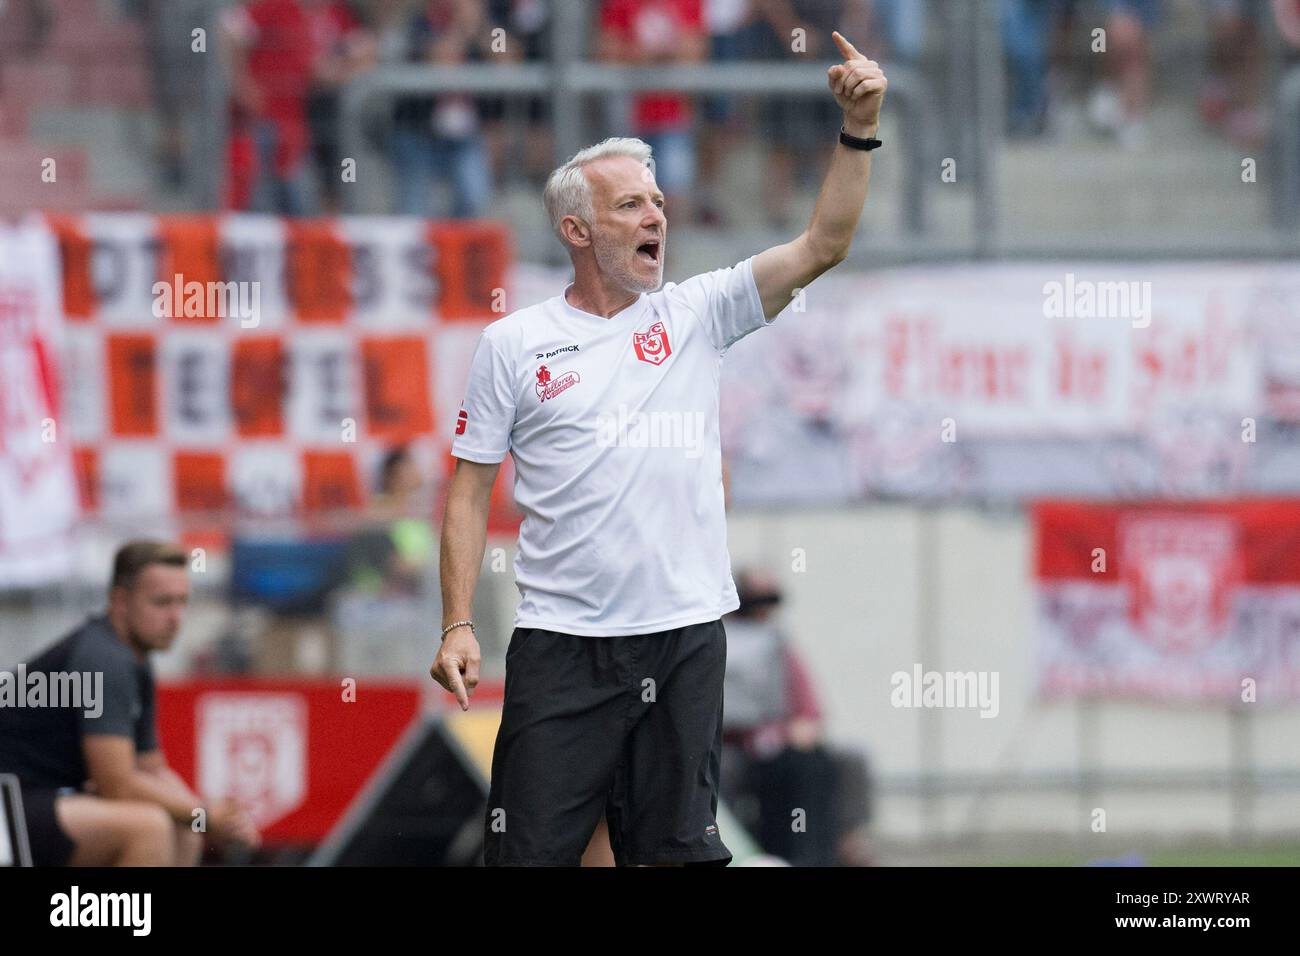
338, 61, 936, 236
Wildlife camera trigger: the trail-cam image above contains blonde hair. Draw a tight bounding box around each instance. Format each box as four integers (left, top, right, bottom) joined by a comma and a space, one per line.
542, 137, 655, 247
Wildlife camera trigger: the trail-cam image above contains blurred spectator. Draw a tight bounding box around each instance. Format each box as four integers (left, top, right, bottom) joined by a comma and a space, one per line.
1199, 0, 1267, 147
1279, 0, 1300, 45
721, 568, 874, 865
484, 0, 553, 187
387, 0, 494, 219
746, 0, 871, 231
0, 0, 53, 145
867, 0, 926, 64
370, 0, 416, 59
1278, 0, 1300, 210
1002, 0, 1061, 137
1085, 0, 1161, 148
697, 0, 755, 228
306, 0, 375, 214
597, 0, 709, 224
347, 446, 435, 595
0, 0, 52, 58
221, 0, 321, 215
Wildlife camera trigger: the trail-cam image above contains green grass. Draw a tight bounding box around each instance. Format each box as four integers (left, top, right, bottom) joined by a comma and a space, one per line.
994, 845, 1300, 867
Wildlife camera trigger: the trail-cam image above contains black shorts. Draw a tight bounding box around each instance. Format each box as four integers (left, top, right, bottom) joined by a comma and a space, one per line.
483, 618, 732, 867
15, 784, 77, 867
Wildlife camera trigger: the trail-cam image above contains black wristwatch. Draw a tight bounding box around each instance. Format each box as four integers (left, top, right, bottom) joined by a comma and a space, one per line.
839, 126, 883, 151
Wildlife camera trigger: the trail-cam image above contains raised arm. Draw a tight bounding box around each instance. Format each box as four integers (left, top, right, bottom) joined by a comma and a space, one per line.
751, 31, 886, 320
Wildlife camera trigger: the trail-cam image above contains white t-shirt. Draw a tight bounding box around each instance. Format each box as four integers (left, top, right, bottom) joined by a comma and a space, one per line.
451, 255, 775, 636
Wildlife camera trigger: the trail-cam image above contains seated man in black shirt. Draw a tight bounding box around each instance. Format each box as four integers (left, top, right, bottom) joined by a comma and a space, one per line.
0, 540, 260, 865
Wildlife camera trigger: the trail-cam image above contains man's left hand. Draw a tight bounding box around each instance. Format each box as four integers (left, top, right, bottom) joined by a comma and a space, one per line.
826, 31, 887, 136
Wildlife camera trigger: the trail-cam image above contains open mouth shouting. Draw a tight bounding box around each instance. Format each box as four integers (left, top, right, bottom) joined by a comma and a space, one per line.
636, 238, 662, 266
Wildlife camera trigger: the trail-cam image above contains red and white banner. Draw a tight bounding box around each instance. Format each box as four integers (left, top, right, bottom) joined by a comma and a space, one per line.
724, 263, 1273, 435
720, 262, 1300, 502
0, 215, 78, 584
1034, 499, 1300, 702
157, 678, 421, 844
10, 213, 1300, 589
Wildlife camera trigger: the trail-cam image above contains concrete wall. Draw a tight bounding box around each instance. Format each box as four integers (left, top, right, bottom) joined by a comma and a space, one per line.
721, 505, 1300, 842
5, 502, 1298, 843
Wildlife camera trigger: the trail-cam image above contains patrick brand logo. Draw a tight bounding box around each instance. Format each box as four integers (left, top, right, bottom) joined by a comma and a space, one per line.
50, 886, 151, 936
535, 343, 581, 360
535, 364, 580, 402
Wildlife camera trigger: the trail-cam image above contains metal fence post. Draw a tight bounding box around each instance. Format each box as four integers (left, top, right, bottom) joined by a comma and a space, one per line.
1275, 65, 1300, 232
971, 0, 1003, 259
545, 0, 587, 267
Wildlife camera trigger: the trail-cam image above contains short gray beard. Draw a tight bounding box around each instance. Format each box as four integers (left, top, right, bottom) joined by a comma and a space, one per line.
592, 228, 662, 293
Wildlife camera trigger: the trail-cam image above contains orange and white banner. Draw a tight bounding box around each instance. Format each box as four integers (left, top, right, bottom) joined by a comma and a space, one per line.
43, 213, 516, 547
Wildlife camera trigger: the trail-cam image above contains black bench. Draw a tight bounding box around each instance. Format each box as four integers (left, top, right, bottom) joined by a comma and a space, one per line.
0, 773, 32, 867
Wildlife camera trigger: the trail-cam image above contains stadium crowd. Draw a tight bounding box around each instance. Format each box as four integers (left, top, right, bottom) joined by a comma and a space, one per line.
201, 0, 1300, 223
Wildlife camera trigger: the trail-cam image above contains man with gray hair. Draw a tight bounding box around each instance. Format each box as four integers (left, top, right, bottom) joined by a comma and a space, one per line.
432, 31, 886, 867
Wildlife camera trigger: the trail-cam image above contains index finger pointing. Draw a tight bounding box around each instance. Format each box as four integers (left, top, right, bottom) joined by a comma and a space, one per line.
832, 31, 861, 60
444, 658, 470, 710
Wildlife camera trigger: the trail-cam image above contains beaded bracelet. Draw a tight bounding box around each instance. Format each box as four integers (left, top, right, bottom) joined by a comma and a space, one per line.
441, 620, 475, 641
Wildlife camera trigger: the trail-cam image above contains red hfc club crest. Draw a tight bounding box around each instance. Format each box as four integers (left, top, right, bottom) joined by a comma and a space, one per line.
632, 320, 672, 365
